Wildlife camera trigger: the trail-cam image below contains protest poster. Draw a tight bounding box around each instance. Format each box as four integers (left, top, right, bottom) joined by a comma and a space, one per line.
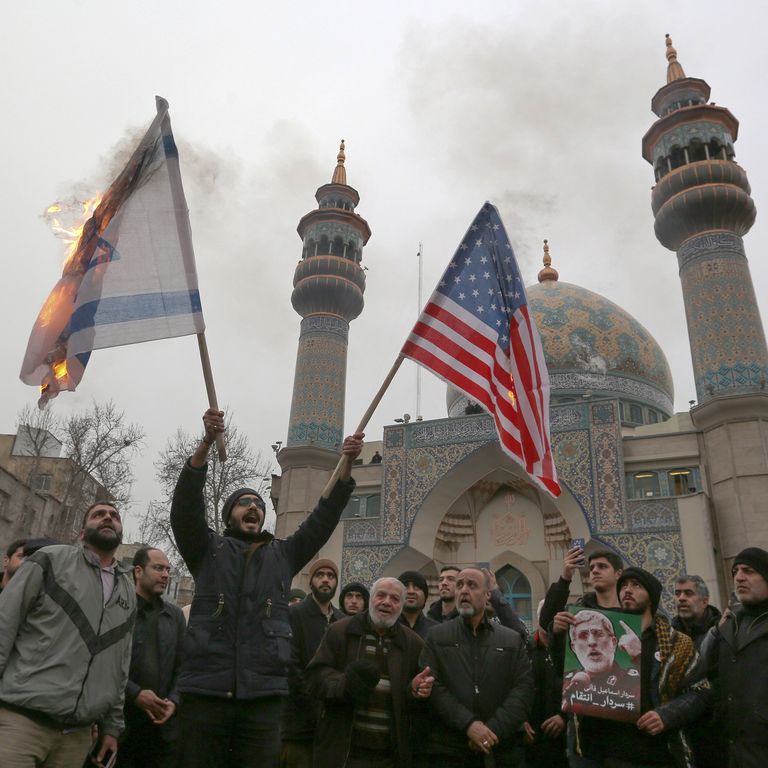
561, 606, 642, 723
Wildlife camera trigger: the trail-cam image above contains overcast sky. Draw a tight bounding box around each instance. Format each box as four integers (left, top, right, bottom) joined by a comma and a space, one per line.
2, 1, 767, 536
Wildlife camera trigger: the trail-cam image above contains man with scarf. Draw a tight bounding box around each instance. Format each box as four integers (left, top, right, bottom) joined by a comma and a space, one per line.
171, 408, 363, 768
701, 547, 768, 768
553, 567, 710, 767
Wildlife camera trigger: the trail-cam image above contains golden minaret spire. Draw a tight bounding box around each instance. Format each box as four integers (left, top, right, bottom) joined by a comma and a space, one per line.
331, 139, 347, 185
665, 34, 686, 83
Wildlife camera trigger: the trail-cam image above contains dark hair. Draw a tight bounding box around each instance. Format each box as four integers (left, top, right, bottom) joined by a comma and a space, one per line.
81, 500, 118, 529
588, 550, 623, 572
675, 574, 709, 599
439, 565, 460, 575
132, 546, 161, 570
5, 539, 26, 559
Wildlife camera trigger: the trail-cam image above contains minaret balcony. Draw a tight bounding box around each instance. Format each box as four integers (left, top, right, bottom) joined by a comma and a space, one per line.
651, 160, 756, 250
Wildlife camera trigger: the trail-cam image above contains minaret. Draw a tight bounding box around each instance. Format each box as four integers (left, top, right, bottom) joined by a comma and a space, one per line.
643, 36, 768, 558
642, 35, 768, 403
275, 141, 371, 537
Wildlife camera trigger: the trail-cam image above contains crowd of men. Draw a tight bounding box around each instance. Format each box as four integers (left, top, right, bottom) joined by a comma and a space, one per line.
0, 408, 766, 767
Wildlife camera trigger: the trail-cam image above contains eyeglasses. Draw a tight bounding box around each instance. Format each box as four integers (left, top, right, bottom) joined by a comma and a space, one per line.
150, 564, 172, 574
235, 496, 265, 511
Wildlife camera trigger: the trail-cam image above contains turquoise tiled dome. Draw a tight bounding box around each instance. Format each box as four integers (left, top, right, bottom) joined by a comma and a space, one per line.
526, 279, 674, 414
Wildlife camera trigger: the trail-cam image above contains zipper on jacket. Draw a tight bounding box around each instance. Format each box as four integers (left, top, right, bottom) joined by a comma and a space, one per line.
266, 598, 272, 618
70, 562, 109, 722
213, 593, 225, 617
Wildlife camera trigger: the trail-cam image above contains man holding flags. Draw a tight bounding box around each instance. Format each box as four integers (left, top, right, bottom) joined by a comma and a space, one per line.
171, 408, 363, 767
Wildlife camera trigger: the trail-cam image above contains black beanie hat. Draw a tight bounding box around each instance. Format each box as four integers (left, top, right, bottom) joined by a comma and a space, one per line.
733, 547, 768, 584
221, 487, 264, 527
398, 570, 429, 598
340, 581, 370, 612
616, 567, 663, 614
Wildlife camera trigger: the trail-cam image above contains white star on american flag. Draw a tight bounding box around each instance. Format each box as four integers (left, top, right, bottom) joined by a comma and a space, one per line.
469, 274, 476, 282
465, 257, 472, 266
458, 292, 466, 300
472, 289, 479, 297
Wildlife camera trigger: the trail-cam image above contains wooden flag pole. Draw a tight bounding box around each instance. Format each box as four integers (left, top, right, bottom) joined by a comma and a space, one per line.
320, 355, 404, 498
197, 333, 227, 462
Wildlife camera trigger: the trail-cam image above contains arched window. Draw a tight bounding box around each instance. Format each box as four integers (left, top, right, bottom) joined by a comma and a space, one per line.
496, 565, 532, 631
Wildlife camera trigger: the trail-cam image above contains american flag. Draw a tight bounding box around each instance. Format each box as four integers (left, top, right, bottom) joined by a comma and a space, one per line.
401, 202, 560, 497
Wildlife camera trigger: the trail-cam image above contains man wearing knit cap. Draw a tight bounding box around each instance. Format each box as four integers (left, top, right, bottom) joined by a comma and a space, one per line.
281, 558, 342, 767
701, 547, 768, 768
170, 408, 363, 768
398, 570, 438, 640
340, 581, 369, 616
553, 566, 710, 766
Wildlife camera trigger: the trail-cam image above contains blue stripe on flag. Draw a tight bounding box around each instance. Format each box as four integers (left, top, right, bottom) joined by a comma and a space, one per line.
69, 290, 202, 335
163, 135, 179, 159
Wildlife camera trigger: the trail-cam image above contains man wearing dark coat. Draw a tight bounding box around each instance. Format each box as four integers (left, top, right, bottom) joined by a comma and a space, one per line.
418, 567, 533, 768
170, 408, 362, 768
281, 558, 343, 768
119, 547, 185, 768
701, 547, 768, 768
307, 576, 433, 768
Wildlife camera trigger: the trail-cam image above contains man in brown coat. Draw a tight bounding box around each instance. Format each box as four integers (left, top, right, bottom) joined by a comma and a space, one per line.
306, 576, 433, 768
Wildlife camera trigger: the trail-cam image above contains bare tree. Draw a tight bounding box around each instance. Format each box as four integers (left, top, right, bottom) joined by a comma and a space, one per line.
14, 400, 145, 541
138, 413, 274, 570
59, 400, 145, 512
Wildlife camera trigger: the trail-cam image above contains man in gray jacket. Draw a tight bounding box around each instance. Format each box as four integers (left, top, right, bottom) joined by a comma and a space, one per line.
0, 501, 136, 768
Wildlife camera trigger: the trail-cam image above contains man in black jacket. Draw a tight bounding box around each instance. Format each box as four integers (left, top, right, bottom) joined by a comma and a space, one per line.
281, 558, 343, 767
427, 565, 460, 623
119, 546, 185, 768
701, 547, 768, 768
672, 575, 721, 649
553, 567, 710, 768
419, 567, 533, 768
399, 570, 438, 640
171, 408, 363, 768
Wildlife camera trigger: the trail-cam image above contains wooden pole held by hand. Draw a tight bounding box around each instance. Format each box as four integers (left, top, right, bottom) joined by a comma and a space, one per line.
197, 333, 227, 462
320, 355, 404, 498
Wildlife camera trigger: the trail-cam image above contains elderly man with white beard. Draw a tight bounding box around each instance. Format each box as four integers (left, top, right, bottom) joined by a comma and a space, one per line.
307, 576, 433, 768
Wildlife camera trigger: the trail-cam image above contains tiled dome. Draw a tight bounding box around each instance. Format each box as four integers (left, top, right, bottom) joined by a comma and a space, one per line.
525, 279, 673, 415
447, 271, 674, 419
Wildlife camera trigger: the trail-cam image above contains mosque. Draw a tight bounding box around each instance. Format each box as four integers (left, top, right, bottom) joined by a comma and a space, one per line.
272, 36, 768, 623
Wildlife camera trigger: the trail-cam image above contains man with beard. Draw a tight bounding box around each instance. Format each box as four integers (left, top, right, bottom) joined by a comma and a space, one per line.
171, 408, 363, 768
672, 575, 721, 649
308, 577, 433, 767
561, 610, 640, 719
701, 548, 768, 768
120, 547, 185, 768
419, 567, 533, 768
0, 502, 136, 768
398, 571, 437, 639
557, 567, 710, 768
281, 559, 343, 768
671, 576, 723, 768
427, 566, 460, 623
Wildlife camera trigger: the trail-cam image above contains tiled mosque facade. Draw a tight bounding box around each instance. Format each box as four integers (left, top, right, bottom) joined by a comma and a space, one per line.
274, 38, 768, 621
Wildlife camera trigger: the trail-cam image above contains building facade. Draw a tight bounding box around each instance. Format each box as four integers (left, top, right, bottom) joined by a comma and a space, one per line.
274, 38, 768, 622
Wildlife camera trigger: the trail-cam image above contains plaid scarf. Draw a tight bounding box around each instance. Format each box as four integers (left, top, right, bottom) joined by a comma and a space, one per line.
656, 613, 696, 702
